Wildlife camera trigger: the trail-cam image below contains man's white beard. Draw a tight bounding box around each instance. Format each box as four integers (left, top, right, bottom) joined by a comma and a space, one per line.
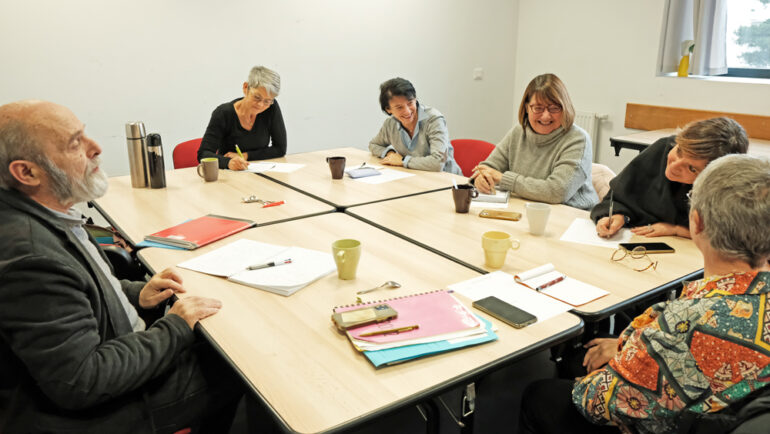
41, 156, 109, 205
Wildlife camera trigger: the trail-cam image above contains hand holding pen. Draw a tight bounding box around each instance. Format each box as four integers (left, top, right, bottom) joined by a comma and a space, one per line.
595, 191, 625, 238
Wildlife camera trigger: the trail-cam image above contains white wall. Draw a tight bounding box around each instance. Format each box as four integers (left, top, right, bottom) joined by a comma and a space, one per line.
0, 0, 518, 176
514, 0, 770, 173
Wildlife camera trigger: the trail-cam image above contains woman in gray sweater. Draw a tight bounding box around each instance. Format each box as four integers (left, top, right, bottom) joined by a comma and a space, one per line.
471, 73, 598, 210
369, 78, 462, 174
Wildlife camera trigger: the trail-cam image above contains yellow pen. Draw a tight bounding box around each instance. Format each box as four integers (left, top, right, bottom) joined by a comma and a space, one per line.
235, 144, 245, 159
358, 324, 420, 337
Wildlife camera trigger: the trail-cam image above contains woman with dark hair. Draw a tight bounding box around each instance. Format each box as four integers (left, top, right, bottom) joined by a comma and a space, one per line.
369, 78, 462, 174
471, 73, 598, 210
591, 117, 749, 238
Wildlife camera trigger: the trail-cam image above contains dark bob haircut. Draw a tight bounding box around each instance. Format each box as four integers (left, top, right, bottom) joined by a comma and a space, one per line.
379, 78, 416, 114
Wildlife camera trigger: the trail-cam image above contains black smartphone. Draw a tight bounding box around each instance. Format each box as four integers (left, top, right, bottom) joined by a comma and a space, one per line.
619, 242, 675, 254
472, 296, 537, 329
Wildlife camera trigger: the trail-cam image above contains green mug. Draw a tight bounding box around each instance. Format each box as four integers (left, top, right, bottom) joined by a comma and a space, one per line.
332, 239, 361, 280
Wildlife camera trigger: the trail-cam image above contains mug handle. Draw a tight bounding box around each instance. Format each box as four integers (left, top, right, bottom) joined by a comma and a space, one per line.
197, 164, 204, 178
470, 188, 479, 199
510, 239, 521, 250
326, 157, 331, 163
336, 250, 346, 263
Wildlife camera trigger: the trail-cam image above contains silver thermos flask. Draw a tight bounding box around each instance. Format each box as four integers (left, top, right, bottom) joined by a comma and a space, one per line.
125, 122, 148, 188
146, 133, 166, 189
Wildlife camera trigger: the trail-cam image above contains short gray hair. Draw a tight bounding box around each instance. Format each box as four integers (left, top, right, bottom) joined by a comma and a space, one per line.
690, 154, 770, 268
247, 66, 281, 96
0, 118, 46, 190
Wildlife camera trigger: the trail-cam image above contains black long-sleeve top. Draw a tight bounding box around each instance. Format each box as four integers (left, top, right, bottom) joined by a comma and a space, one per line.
198, 97, 287, 169
590, 136, 691, 228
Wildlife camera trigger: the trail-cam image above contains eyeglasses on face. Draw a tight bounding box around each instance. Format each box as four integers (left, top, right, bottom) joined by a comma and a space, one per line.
528, 104, 562, 114
252, 94, 274, 106
611, 246, 658, 272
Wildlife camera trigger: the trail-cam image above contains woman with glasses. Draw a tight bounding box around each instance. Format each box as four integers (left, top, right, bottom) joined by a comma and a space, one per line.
369, 77, 462, 174
592, 117, 748, 239
198, 66, 287, 170
471, 73, 597, 209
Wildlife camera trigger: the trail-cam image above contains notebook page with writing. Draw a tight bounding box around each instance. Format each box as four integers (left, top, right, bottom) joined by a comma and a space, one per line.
515, 263, 608, 307
228, 246, 336, 295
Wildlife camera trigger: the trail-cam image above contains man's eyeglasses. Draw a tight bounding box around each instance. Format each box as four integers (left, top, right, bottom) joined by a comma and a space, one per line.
529, 104, 562, 114
611, 246, 658, 272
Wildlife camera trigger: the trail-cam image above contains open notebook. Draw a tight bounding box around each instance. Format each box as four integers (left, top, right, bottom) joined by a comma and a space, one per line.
514, 263, 608, 306
178, 239, 336, 296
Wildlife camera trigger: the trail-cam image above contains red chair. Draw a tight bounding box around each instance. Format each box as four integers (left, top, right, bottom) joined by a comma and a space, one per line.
172, 138, 202, 169
451, 139, 496, 177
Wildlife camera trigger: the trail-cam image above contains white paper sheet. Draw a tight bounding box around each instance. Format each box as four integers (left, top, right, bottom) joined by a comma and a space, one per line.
178, 239, 288, 277
469, 201, 509, 209
344, 163, 383, 173
353, 168, 414, 184
247, 162, 305, 173
448, 271, 572, 322
228, 246, 336, 294
559, 218, 632, 249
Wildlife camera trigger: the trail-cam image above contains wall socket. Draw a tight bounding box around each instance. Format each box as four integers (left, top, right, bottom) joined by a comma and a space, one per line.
473, 67, 484, 80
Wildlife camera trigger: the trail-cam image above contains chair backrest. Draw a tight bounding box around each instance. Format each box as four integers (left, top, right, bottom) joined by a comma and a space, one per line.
173, 138, 202, 169
451, 139, 496, 177
591, 163, 616, 201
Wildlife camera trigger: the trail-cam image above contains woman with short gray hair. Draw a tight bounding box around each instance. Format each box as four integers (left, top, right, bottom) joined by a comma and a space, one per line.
198, 66, 287, 170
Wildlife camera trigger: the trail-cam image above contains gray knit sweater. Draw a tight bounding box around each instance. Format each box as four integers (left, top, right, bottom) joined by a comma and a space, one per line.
480, 124, 598, 210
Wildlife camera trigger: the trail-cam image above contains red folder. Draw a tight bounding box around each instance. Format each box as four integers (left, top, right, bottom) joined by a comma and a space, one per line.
144, 214, 255, 249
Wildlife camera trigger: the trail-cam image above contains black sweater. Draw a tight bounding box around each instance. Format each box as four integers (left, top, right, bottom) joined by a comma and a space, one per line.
198, 97, 287, 169
590, 136, 691, 228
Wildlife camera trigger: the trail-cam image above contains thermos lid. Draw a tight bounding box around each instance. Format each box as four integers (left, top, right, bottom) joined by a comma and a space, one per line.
125, 122, 146, 139
147, 133, 162, 147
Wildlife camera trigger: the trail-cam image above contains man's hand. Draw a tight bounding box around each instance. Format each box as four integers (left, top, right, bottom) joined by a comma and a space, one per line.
381, 151, 404, 166
470, 165, 501, 194
631, 222, 690, 238
167, 296, 223, 330
139, 268, 185, 309
224, 152, 249, 170
596, 214, 626, 238
582, 338, 619, 373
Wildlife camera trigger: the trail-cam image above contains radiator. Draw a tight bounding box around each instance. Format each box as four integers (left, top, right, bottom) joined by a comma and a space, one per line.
574, 111, 608, 162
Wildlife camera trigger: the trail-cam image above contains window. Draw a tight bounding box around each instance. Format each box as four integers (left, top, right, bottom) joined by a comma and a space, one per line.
723, 0, 770, 78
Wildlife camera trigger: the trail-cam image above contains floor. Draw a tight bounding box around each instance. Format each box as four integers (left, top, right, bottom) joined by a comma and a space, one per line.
228, 349, 558, 434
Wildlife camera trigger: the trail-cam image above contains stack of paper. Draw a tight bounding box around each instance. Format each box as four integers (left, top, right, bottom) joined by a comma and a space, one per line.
333, 290, 497, 367
178, 239, 336, 296
471, 190, 510, 208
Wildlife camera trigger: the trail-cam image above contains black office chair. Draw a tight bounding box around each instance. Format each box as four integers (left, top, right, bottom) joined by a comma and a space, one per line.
102, 244, 146, 281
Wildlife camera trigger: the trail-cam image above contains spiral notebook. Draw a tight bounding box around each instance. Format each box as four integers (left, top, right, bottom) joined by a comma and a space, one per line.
333, 290, 485, 351
514, 263, 608, 307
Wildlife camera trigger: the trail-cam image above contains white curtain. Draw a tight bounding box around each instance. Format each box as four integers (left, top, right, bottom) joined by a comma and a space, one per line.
659, 0, 728, 75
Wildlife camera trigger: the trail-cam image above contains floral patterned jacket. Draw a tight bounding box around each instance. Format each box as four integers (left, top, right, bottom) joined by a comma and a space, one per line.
573, 272, 770, 433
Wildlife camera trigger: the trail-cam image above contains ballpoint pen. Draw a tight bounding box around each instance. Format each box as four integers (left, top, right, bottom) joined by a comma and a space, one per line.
235, 144, 245, 159
607, 190, 614, 230
535, 275, 565, 292
358, 324, 420, 337
246, 258, 292, 270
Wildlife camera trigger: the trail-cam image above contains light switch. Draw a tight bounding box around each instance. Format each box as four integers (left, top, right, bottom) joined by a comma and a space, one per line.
473, 67, 484, 80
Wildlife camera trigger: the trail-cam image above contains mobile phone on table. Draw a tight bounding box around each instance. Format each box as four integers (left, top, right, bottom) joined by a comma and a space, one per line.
479, 210, 522, 221
472, 296, 537, 329
619, 242, 675, 254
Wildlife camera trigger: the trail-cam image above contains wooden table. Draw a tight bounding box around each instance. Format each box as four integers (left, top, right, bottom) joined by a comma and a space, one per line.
92, 167, 334, 245
346, 191, 704, 320
610, 128, 770, 158
139, 213, 583, 433
257, 147, 468, 209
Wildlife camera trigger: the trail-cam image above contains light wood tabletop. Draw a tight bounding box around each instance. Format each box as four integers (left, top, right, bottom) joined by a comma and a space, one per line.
346, 191, 704, 319
610, 128, 770, 158
92, 167, 334, 245
257, 147, 468, 208
138, 213, 582, 433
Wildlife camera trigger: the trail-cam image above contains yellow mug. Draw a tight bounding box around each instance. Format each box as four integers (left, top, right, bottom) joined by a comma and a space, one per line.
332, 239, 361, 280
481, 231, 520, 268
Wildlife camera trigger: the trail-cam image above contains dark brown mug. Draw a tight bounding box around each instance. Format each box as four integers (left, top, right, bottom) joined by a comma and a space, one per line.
452, 184, 479, 213
326, 156, 346, 179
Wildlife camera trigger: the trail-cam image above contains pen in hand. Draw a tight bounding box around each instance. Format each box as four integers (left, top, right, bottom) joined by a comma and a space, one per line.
358, 324, 420, 337
235, 144, 245, 160
535, 275, 565, 292
246, 258, 292, 270
607, 191, 614, 231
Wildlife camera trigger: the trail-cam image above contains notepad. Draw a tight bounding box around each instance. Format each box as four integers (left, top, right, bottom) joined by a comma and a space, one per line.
514, 263, 608, 307
144, 215, 255, 250
178, 239, 336, 296
471, 190, 510, 208
334, 290, 484, 351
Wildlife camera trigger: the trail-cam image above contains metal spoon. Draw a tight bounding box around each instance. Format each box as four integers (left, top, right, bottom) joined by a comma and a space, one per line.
356, 281, 401, 295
